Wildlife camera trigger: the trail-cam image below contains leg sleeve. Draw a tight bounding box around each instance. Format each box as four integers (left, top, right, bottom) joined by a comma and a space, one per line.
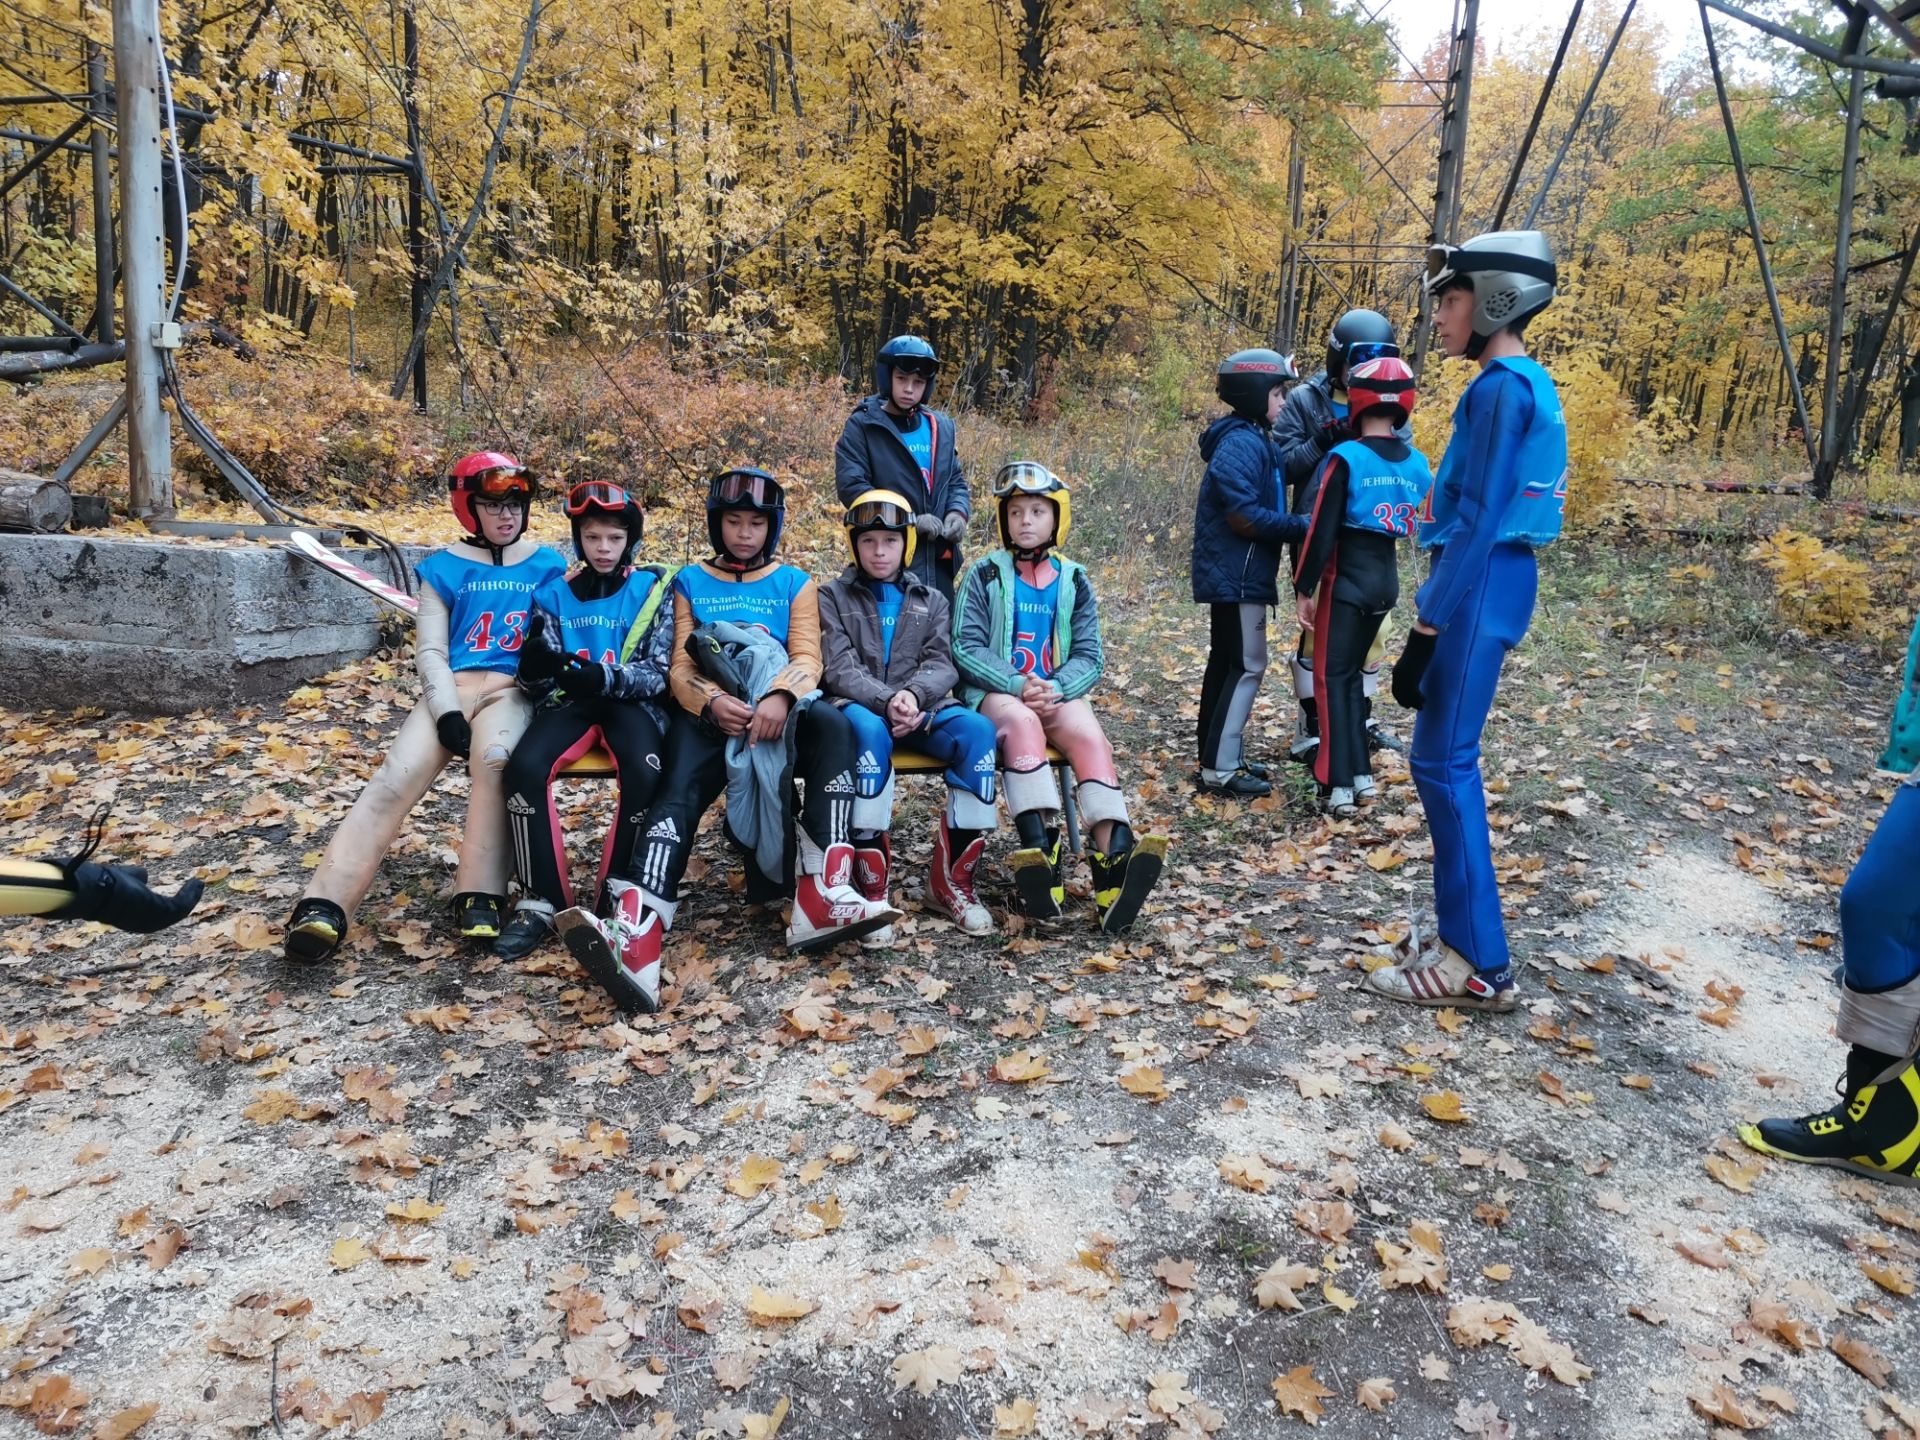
503, 704, 598, 910
840, 703, 898, 834
457, 674, 531, 896
1408, 546, 1537, 975
982, 692, 1059, 818
629, 713, 729, 910
1041, 698, 1126, 829
303, 698, 449, 917
592, 703, 668, 904
907, 704, 1000, 830
794, 701, 857, 848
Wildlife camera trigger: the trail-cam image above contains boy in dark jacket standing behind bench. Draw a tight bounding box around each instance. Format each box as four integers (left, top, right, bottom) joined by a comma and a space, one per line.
1191, 349, 1309, 798
834, 335, 972, 600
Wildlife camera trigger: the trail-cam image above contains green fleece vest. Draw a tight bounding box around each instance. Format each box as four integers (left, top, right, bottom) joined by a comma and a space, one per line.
958, 550, 1088, 708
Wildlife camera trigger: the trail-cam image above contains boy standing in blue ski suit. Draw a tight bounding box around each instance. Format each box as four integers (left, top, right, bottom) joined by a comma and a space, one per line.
1365, 231, 1565, 1013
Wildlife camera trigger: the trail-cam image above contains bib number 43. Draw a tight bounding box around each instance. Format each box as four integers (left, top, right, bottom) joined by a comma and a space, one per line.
463, 610, 528, 655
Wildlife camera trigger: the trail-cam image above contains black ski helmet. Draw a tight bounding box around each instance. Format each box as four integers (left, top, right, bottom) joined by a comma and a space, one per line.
1326, 310, 1397, 387
874, 335, 939, 405
706, 467, 785, 570
564, 480, 644, 598
1216, 349, 1297, 419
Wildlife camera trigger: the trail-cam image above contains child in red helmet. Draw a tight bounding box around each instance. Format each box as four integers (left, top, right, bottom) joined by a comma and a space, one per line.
1293, 357, 1432, 816
284, 452, 567, 962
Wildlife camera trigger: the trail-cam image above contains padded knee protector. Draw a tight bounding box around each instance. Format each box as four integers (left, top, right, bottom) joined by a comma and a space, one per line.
1839, 974, 1920, 1061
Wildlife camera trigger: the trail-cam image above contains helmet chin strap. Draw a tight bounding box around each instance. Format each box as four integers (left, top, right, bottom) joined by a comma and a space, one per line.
1464, 331, 1490, 361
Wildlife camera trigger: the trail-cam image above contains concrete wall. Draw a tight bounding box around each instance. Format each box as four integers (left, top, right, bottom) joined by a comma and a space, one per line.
0, 534, 429, 715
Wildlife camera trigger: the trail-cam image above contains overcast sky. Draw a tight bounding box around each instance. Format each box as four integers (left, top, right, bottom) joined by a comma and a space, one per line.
1371, 0, 1709, 70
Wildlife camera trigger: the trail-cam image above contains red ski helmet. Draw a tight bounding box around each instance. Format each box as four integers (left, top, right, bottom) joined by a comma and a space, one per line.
1344, 356, 1417, 426
449, 451, 535, 537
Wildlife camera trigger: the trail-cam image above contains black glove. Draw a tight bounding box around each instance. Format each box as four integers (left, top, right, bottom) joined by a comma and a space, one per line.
53, 861, 205, 934
1391, 629, 1437, 710
563, 659, 610, 698
436, 710, 472, 758
517, 616, 569, 689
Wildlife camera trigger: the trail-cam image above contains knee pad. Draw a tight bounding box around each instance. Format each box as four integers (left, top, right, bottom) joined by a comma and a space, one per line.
1838, 975, 1920, 1059
1291, 654, 1314, 700
1001, 762, 1060, 818
1076, 778, 1129, 830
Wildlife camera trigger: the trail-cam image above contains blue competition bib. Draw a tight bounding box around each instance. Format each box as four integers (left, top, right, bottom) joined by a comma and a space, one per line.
1421, 357, 1566, 552
873, 582, 904, 665
416, 546, 567, 673
1012, 574, 1058, 679
534, 569, 657, 666
1330, 440, 1433, 538
674, 563, 811, 646
899, 416, 934, 487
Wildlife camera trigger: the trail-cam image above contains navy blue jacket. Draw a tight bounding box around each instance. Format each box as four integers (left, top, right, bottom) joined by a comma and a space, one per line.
1191, 414, 1309, 606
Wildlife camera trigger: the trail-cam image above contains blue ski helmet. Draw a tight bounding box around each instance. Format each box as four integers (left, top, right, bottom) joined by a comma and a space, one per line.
874, 335, 940, 404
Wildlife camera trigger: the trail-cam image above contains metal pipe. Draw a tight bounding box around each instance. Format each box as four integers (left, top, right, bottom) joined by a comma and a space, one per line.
88, 46, 114, 344
1493, 0, 1585, 230
1700, 1, 1817, 465
0, 127, 102, 154
1524, 0, 1638, 229
1701, 0, 1920, 77
1817, 9, 1870, 496
54, 392, 128, 485
0, 273, 86, 338
111, 0, 173, 514
0, 114, 90, 201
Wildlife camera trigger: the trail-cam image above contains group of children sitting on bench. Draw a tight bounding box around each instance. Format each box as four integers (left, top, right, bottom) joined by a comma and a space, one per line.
284, 455, 1166, 1015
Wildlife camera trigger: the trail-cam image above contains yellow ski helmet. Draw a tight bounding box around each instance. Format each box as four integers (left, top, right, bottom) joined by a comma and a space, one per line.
843, 488, 917, 572
992, 461, 1070, 556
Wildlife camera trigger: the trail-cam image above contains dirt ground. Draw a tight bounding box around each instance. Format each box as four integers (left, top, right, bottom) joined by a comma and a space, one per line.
3, 544, 1918, 1440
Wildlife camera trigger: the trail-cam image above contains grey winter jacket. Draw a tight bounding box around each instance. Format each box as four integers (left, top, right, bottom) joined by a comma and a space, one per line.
695, 620, 823, 882
833, 397, 972, 598
817, 567, 960, 714
1273, 371, 1412, 507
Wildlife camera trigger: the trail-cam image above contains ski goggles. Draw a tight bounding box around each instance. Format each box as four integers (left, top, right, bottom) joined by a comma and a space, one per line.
889, 358, 938, 379
1340, 341, 1401, 368
846, 498, 911, 530
1425, 243, 1558, 291
564, 480, 633, 515
709, 469, 781, 507
992, 461, 1062, 497
467, 465, 531, 498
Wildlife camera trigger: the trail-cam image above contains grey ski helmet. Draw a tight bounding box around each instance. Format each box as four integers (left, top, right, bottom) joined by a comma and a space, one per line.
1424, 230, 1558, 358
1325, 310, 1396, 386
1216, 348, 1297, 418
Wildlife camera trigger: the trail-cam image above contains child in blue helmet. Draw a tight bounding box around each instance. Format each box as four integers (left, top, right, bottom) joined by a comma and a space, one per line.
1365, 230, 1565, 1013
834, 335, 972, 600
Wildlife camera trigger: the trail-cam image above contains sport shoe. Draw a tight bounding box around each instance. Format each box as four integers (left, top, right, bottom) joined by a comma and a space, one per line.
931, 821, 994, 935
1739, 1047, 1920, 1187
452, 891, 505, 941
493, 904, 554, 961
556, 883, 663, 1014
787, 836, 899, 952
1322, 785, 1357, 817
1352, 774, 1377, 802
1363, 942, 1517, 1012
1198, 768, 1272, 798
285, 897, 347, 963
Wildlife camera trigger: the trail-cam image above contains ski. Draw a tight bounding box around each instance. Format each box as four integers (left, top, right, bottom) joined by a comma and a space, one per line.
283, 530, 418, 616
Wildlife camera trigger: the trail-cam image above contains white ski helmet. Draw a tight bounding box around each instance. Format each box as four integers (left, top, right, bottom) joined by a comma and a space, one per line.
1424, 230, 1557, 358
